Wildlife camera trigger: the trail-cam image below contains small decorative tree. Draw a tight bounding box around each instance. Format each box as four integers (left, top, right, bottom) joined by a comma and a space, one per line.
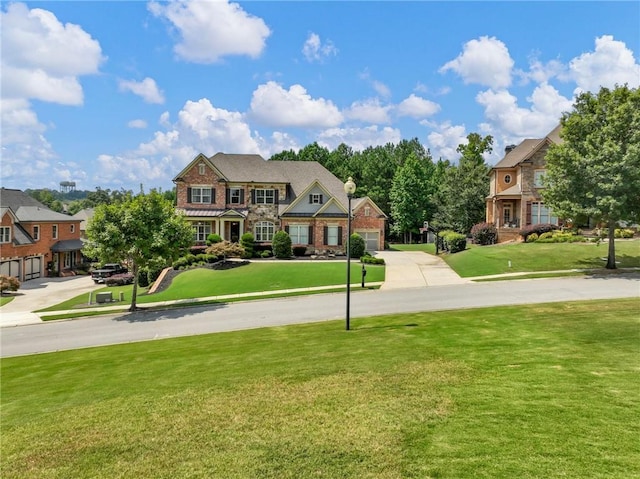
349, 233, 366, 259
206, 233, 222, 246
206, 241, 245, 261
0, 275, 21, 294
240, 232, 255, 259
272, 230, 292, 259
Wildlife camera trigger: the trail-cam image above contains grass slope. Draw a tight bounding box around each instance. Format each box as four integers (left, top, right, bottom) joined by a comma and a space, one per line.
393, 240, 640, 277
3, 298, 639, 478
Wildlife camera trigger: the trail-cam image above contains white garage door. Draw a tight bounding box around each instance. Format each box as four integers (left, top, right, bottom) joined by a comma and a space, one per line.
356, 231, 379, 251
0, 259, 21, 279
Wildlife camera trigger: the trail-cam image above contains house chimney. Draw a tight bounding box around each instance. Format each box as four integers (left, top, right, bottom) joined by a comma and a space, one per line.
505, 144, 516, 154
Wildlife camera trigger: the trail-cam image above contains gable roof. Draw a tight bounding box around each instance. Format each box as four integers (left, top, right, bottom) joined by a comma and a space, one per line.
493, 124, 563, 169
0, 188, 76, 222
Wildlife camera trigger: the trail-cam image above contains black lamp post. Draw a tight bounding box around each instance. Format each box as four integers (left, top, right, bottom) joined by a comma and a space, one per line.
344, 176, 356, 331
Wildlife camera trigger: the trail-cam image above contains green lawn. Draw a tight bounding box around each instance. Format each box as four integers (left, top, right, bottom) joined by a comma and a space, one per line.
0, 295, 14, 307
392, 239, 640, 277
38, 262, 385, 312
2, 298, 638, 478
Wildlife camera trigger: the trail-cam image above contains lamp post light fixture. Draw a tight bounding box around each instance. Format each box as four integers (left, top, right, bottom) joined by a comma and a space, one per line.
344, 176, 356, 331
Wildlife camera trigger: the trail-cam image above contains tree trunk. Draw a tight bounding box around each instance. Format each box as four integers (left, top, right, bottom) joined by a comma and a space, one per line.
606, 221, 617, 269
129, 262, 139, 311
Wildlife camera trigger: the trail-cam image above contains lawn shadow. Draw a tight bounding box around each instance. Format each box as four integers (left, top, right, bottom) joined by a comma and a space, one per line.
111, 301, 229, 323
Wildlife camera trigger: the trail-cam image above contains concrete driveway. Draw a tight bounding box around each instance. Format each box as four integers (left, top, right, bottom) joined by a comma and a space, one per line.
1, 275, 97, 326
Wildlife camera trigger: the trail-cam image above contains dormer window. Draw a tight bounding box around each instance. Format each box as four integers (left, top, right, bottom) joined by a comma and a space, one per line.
309, 194, 323, 204
0, 227, 10, 244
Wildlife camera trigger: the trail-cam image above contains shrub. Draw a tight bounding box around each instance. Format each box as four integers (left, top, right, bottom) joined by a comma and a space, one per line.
349, 233, 366, 259
526, 233, 539, 243
272, 230, 293, 259
361, 256, 385, 265
441, 230, 467, 253
206, 241, 245, 259
615, 228, 635, 239
206, 234, 222, 245
519, 223, 558, 242
293, 246, 308, 257
189, 245, 207, 255
240, 233, 255, 259
261, 250, 272, 258
0, 275, 20, 293
470, 222, 497, 245
106, 273, 134, 286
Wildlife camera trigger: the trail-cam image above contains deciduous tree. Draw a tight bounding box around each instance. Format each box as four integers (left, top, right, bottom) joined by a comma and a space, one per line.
543, 85, 640, 269
84, 190, 193, 311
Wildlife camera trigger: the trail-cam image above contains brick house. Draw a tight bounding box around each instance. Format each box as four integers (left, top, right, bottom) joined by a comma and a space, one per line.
173, 153, 387, 252
0, 188, 83, 281
485, 125, 562, 242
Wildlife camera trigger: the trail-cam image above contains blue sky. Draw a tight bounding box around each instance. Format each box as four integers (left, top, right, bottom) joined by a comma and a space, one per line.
1, 1, 639, 192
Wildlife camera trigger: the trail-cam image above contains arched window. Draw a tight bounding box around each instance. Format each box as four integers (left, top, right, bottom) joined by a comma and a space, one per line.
254, 221, 275, 242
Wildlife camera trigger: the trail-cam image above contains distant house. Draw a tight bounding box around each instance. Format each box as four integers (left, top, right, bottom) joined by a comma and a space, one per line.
71, 208, 95, 239
0, 188, 83, 281
485, 125, 563, 242
173, 153, 387, 252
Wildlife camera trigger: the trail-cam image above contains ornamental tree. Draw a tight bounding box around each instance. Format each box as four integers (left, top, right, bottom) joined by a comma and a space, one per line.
543, 85, 640, 269
84, 189, 193, 311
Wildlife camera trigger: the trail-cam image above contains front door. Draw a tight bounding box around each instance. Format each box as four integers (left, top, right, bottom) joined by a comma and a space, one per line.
503, 203, 512, 226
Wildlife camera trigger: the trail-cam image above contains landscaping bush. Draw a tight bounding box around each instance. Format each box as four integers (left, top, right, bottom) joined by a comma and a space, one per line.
293, 246, 308, 257
206, 241, 245, 259
349, 233, 366, 259
261, 250, 272, 258
189, 245, 207, 255
106, 273, 134, 286
0, 274, 20, 293
441, 230, 467, 253
240, 233, 255, 259
519, 223, 558, 242
615, 228, 635, 239
206, 233, 223, 245
526, 233, 539, 243
361, 255, 385, 265
470, 222, 497, 245
272, 230, 293, 259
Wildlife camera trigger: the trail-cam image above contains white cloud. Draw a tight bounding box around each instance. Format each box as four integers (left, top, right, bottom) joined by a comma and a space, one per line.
302, 32, 338, 63
569, 35, 640, 92
359, 69, 392, 99
250, 81, 343, 128
345, 98, 392, 124
1, 2, 103, 105
119, 77, 165, 104
475, 83, 572, 139
128, 119, 148, 129
397, 94, 440, 119
148, 0, 271, 63
440, 36, 514, 89
425, 122, 467, 162
317, 125, 401, 152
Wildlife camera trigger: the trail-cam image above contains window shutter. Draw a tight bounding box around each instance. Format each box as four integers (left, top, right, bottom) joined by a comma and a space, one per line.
251, 189, 255, 204
338, 226, 343, 246
187, 188, 192, 203
285, 225, 289, 234
308, 226, 313, 245
319, 194, 323, 204
226, 188, 230, 204
274, 190, 279, 205
323, 226, 328, 244
309, 194, 313, 203
525, 201, 532, 225
211, 188, 215, 204
240, 189, 245, 204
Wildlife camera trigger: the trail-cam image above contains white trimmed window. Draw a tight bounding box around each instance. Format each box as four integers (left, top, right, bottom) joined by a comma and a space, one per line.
193, 222, 211, 243
229, 188, 242, 204
255, 189, 275, 204
192, 187, 212, 203
504, 174, 512, 184
364, 206, 371, 217
52, 224, 58, 239
531, 202, 558, 225
33, 225, 40, 241
326, 226, 339, 246
289, 225, 309, 244
70, 224, 75, 233
255, 221, 275, 242
0, 227, 10, 243
309, 193, 323, 204
534, 170, 545, 188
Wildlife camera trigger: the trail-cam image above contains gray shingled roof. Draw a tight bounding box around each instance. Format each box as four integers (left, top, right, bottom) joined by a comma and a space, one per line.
493, 124, 563, 169
0, 188, 76, 222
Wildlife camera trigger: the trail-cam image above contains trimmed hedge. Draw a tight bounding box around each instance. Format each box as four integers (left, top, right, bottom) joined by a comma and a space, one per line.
272, 230, 293, 259
471, 222, 497, 245
440, 230, 467, 253
519, 223, 558, 242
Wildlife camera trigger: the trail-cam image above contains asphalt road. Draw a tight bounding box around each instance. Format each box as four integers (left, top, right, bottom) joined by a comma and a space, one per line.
2, 274, 638, 357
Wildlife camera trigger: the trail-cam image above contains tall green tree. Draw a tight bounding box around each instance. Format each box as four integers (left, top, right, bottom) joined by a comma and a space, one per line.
84, 190, 193, 311
389, 152, 435, 242
543, 85, 640, 269
434, 133, 492, 233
